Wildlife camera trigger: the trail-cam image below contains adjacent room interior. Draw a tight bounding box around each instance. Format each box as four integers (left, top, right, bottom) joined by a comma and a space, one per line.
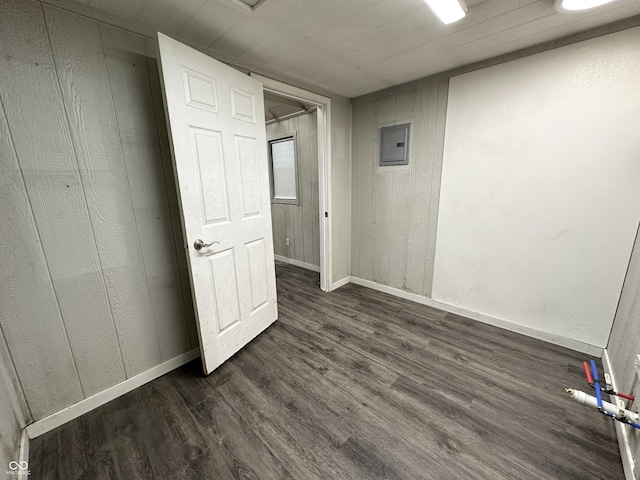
1, 0, 640, 478
265, 92, 322, 281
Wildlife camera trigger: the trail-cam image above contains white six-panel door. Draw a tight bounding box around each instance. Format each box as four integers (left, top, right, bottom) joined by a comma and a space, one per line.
156, 33, 278, 374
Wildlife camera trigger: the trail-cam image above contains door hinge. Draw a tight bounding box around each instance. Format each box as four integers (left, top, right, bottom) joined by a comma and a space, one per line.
324, 212, 328, 218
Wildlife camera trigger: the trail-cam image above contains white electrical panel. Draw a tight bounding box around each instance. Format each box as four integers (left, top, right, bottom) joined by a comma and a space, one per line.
380, 123, 410, 166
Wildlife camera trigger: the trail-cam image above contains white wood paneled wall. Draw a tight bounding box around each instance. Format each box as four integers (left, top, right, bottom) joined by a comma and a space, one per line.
330, 99, 352, 283
608, 222, 640, 471
350, 80, 448, 297
0, 324, 29, 471
608, 213, 640, 392
0, 0, 196, 420
267, 112, 320, 268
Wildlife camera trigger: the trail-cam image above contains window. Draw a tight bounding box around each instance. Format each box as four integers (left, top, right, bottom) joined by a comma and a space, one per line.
268, 135, 299, 204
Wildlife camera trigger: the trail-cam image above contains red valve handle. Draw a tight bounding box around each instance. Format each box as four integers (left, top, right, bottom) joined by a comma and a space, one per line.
583, 361, 593, 384
582, 360, 635, 401
618, 392, 635, 401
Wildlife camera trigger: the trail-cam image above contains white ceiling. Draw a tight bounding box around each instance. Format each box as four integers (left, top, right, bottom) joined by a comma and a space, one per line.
60, 0, 640, 98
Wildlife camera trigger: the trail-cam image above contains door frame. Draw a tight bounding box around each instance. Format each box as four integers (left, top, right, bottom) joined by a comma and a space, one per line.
251, 74, 332, 292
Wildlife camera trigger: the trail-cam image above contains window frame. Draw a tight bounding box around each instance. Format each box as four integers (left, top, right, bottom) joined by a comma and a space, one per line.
267, 131, 300, 205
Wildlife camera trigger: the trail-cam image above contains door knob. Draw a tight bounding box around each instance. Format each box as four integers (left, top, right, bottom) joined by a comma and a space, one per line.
193, 239, 219, 251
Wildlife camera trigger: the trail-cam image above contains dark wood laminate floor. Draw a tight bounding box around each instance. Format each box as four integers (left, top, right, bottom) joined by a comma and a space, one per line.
30, 263, 623, 479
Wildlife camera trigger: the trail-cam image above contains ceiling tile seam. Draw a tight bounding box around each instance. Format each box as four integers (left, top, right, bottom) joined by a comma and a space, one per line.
206, 17, 248, 48
362, 0, 548, 68
266, 1, 544, 85
238, 0, 434, 67
172, 0, 210, 36
341, 0, 540, 63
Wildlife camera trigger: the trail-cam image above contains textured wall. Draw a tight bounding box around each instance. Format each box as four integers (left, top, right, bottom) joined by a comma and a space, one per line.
0, 0, 196, 421
267, 112, 320, 268
350, 80, 448, 295
433, 26, 640, 349
351, 26, 640, 351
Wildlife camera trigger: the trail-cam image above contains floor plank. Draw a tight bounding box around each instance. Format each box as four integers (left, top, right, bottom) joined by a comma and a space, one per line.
30, 262, 624, 479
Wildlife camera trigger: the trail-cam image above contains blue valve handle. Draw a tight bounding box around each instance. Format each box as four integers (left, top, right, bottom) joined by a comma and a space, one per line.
581, 358, 639, 428
590, 359, 599, 381
590, 359, 604, 411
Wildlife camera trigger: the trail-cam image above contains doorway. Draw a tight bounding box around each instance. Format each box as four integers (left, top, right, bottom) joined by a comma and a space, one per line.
252, 74, 332, 292
263, 92, 321, 288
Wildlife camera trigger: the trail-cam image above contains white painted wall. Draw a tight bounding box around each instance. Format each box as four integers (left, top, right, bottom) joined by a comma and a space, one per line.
433, 27, 640, 348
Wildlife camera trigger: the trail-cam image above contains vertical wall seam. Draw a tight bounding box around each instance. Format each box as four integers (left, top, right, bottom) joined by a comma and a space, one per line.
306, 117, 314, 265
86, 16, 135, 372
300, 117, 307, 263
370, 100, 377, 280
98, 22, 163, 365
43, 5, 131, 394
422, 83, 440, 298
355, 104, 362, 278
0, 73, 84, 402
357, 105, 366, 279
0, 94, 35, 422
296, 120, 302, 262
385, 96, 397, 286
306, 116, 312, 264
143, 37, 197, 351
20, 4, 88, 398
293, 119, 301, 262
370, 100, 378, 281
424, 79, 449, 298
401, 91, 416, 290
606, 220, 640, 350
348, 101, 353, 277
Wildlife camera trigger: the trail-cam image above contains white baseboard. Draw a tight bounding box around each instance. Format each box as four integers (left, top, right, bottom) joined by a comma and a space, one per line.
350, 276, 603, 357
18, 429, 29, 480
25, 348, 200, 439
330, 275, 351, 291
274, 255, 320, 273
602, 349, 636, 480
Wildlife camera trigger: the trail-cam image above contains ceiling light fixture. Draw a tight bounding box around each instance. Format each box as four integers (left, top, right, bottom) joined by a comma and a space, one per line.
554, 0, 619, 13
424, 0, 469, 25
